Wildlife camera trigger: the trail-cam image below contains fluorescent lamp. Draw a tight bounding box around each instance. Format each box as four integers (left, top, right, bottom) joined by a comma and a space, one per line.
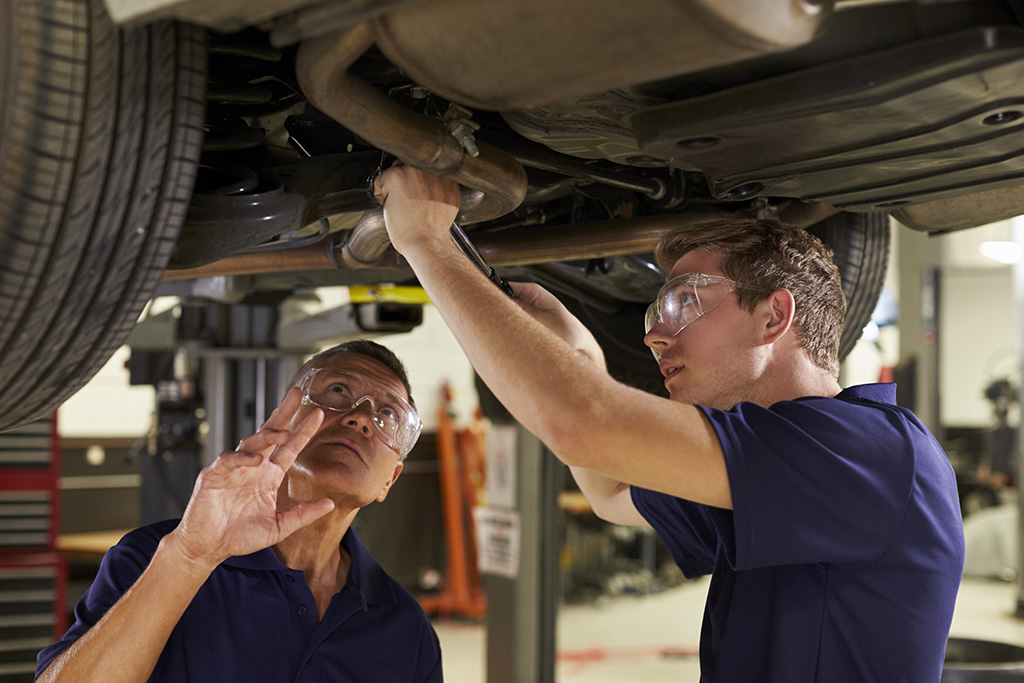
979, 240, 1022, 265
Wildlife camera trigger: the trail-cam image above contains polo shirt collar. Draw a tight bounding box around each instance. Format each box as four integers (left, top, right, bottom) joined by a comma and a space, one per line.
221, 527, 397, 606
342, 527, 396, 606
836, 382, 897, 405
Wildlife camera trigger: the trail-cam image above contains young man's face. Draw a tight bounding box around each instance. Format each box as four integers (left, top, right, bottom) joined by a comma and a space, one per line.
286, 353, 410, 508
643, 248, 770, 410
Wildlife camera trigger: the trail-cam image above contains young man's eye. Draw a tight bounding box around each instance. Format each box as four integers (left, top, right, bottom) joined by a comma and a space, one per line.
668, 293, 697, 310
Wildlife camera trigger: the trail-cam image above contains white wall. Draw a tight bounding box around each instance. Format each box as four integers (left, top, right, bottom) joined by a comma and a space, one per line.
939, 266, 1018, 427
937, 219, 1021, 427
59, 346, 156, 438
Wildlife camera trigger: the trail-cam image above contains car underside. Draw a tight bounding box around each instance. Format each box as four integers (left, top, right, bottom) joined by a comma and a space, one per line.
2, 0, 1024, 429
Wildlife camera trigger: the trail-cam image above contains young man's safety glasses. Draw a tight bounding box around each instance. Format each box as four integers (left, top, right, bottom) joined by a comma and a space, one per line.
645, 273, 766, 338
298, 368, 422, 457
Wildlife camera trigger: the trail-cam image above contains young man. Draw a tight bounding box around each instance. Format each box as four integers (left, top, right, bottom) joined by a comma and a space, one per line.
374, 165, 964, 682
36, 340, 442, 683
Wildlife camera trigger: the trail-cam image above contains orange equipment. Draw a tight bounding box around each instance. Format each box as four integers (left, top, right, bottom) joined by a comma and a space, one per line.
419, 385, 487, 619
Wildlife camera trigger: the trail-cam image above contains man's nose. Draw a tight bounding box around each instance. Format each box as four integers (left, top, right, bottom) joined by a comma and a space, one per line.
343, 397, 376, 433
643, 324, 673, 361
644, 322, 673, 350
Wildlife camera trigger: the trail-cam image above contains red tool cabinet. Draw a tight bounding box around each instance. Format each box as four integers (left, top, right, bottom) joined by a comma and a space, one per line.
0, 415, 66, 682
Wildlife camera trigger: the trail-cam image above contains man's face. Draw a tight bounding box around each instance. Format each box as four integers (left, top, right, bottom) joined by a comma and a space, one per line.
286, 353, 409, 508
643, 249, 768, 409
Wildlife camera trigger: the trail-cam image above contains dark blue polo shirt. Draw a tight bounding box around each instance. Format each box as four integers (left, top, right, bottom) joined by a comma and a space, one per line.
36, 520, 442, 682
632, 383, 964, 682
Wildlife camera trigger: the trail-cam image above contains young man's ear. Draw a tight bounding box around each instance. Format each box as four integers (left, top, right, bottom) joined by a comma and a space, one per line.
762, 289, 796, 345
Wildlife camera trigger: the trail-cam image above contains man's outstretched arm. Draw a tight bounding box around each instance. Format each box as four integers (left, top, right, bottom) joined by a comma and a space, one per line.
375, 166, 731, 510
37, 390, 333, 683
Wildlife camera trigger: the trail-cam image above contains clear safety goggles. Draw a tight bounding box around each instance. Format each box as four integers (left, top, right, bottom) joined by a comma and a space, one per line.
298, 368, 422, 457
645, 273, 762, 338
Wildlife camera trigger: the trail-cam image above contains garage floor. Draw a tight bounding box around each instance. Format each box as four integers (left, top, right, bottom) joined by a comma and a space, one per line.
432, 576, 1024, 682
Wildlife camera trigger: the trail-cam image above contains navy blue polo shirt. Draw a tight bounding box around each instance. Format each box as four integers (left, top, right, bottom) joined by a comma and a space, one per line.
36, 520, 442, 682
632, 383, 964, 683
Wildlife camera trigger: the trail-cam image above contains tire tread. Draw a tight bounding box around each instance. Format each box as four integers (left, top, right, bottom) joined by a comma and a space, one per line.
0, 0, 205, 429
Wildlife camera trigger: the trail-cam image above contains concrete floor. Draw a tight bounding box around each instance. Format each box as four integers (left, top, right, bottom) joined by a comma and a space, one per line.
432, 575, 1024, 682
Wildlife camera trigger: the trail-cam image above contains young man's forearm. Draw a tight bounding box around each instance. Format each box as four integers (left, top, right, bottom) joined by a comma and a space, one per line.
38, 534, 216, 683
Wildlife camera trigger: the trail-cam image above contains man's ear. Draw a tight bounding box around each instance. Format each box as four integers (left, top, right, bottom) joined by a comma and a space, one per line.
762, 289, 796, 345
376, 461, 405, 503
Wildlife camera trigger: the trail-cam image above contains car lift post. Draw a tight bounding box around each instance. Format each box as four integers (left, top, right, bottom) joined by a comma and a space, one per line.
483, 421, 561, 683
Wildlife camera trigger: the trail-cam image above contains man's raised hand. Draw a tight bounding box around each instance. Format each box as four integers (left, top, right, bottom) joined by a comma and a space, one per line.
167, 388, 335, 570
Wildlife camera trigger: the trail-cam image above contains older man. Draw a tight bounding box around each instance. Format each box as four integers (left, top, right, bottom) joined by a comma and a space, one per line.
374, 165, 964, 683
36, 340, 442, 683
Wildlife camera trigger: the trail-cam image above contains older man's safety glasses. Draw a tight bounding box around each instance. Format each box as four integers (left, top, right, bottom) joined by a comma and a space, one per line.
298, 368, 423, 457
645, 273, 765, 338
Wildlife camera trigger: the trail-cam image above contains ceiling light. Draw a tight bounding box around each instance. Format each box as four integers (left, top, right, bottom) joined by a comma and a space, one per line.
979, 240, 1022, 265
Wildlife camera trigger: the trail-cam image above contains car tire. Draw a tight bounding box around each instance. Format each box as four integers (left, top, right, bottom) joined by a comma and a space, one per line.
807, 210, 891, 363
0, 0, 206, 430
563, 210, 891, 396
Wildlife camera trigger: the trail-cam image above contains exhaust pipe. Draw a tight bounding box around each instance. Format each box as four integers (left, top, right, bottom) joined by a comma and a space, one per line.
161, 203, 840, 282
163, 214, 690, 281
295, 23, 528, 267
